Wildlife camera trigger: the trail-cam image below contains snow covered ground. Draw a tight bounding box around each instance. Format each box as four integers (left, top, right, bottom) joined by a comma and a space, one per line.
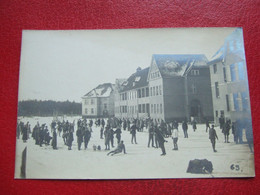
15, 116, 255, 179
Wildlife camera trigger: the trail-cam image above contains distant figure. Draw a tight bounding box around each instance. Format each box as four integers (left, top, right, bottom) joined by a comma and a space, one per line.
76, 127, 83, 150
107, 141, 126, 156
51, 128, 57, 150
192, 120, 197, 132
130, 123, 137, 144
209, 125, 218, 152
67, 130, 74, 150
205, 119, 210, 133
104, 126, 110, 150
223, 119, 231, 143
219, 115, 225, 131
83, 127, 91, 149
148, 125, 155, 148
114, 126, 122, 144
172, 127, 178, 150
182, 121, 188, 138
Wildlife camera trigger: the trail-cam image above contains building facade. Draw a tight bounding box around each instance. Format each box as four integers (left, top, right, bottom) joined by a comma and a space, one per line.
82, 83, 115, 118
114, 54, 214, 122
208, 28, 251, 124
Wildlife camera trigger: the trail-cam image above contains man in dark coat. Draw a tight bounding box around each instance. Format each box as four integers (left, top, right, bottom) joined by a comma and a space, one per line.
223, 119, 231, 143
219, 115, 225, 131
109, 128, 115, 147
104, 126, 110, 150
182, 121, 188, 138
209, 125, 218, 152
130, 123, 137, 144
67, 129, 74, 150
83, 127, 91, 149
114, 126, 122, 144
205, 119, 210, 133
148, 125, 155, 147
52, 128, 58, 150
155, 128, 167, 156
76, 126, 83, 150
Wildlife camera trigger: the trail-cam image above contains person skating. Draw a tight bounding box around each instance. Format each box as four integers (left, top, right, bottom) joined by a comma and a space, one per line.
67, 129, 74, 150
107, 141, 126, 156
83, 126, 91, 149
172, 127, 178, 150
76, 126, 83, 150
205, 119, 210, 133
130, 123, 137, 144
148, 124, 155, 147
209, 125, 218, 152
104, 126, 110, 150
182, 120, 188, 138
192, 120, 197, 132
155, 128, 167, 156
51, 128, 58, 150
223, 119, 231, 143
114, 126, 122, 144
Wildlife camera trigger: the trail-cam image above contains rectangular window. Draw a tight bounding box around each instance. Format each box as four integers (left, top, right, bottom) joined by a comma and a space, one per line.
160, 104, 163, 114
156, 86, 159, 95
157, 104, 159, 113
125, 106, 127, 113
226, 94, 230, 112
142, 104, 145, 113
159, 85, 162, 95
85, 99, 88, 105
238, 62, 245, 80
191, 70, 199, 75
91, 108, 94, 114
138, 89, 141, 98
151, 104, 153, 113
213, 64, 217, 73
142, 88, 145, 98
146, 104, 149, 113
223, 67, 227, 82
230, 64, 236, 81
146, 87, 149, 97
215, 110, 218, 118
150, 87, 152, 96
233, 93, 239, 111
104, 103, 107, 109
215, 82, 220, 98
138, 104, 142, 113
241, 92, 249, 111
85, 108, 88, 114
154, 104, 156, 113
153, 87, 155, 96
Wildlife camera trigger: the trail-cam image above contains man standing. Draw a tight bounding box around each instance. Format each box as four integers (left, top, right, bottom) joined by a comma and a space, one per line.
155, 128, 166, 156
52, 127, 58, 150
209, 125, 218, 152
76, 126, 83, 150
114, 126, 122, 144
130, 123, 137, 144
148, 124, 155, 147
172, 127, 178, 150
182, 120, 188, 138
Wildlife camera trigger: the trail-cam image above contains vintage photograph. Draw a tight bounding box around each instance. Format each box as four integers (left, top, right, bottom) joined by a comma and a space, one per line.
15, 28, 255, 179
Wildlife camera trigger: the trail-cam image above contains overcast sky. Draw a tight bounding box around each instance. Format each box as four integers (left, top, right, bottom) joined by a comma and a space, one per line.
18, 27, 236, 103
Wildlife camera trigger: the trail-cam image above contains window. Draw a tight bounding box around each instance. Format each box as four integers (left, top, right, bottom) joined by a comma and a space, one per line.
138, 104, 142, 113
230, 64, 236, 81
154, 104, 156, 113
238, 62, 245, 80
215, 110, 218, 118
223, 67, 227, 82
146, 104, 149, 113
213, 64, 217, 73
159, 85, 162, 95
150, 87, 152, 96
160, 104, 163, 114
142, 88, 145, 97
151, 104, 153, 113
91, 108, 94, 114
85, 108, 88, 114
153, 87, 155, 96
142, 104, 145, 113
85, 99, 88, 105
156, 86, 159, 95
215, 82, 220, 98
125, 106, 127, 113
233, 93, 239, 111
226, 94, 230, 112
241, 92, 249, 111
138, 89, 141, 98
104, 103, 107, 109
191, 70, 199, 75
157, 104, 159, 114
146, 87, 149, 97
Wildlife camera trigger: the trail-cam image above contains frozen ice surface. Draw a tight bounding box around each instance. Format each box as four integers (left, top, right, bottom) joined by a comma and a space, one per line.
15, 116, 255, 179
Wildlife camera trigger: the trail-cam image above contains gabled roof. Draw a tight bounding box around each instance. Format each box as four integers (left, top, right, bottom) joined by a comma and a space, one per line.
153, 54, 208, 77
83, 83, 114, 98
120, 67, 149, 92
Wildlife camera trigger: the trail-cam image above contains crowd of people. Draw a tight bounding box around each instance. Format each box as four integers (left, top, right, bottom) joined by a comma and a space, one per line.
16, 115, 254, 156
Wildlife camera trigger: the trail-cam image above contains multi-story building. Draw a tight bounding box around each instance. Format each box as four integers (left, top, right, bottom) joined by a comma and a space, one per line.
208, 28, 251, 124
82, 83, 115, 118
115, 54, 214, 122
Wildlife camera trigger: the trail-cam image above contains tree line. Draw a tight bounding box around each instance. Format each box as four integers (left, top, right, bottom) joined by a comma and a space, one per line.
18, 100, 82, 116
